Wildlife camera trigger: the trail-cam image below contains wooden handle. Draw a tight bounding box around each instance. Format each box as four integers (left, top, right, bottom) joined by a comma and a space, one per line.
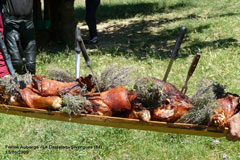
187, 53, 201, 77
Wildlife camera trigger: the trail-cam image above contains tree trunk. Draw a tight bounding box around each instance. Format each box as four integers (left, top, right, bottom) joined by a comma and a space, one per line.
44, 0, 50, 20
61, 0, 76, 44
49, 0, 76, 44
33, 0, 42, 21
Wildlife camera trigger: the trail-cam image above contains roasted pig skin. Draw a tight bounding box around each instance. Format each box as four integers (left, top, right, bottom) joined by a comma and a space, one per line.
76, 75, 96, 92
211, 94, 239, 128
152, 99, 193, 122
88, 86, 132, 113
151, 78, 189, 101
32, 75, 81, 96
17, 87, 62, 109
100, 86, 132, 112
143, 78, 193, 122
87, 86, 135, 116
128, 109, 151, 122
10, 96, 27, 106
90, 99, 112, 116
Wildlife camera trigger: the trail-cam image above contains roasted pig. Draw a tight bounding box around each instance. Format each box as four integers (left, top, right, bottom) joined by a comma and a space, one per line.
128, 102, 151, 121
137, 78, 193, 122
32, 75, 82, 96
152, 98, 193, 122
151, 78, 189, 101
12, 87, 62, 109
210, 93, 240, 128
87, 86, 135, 116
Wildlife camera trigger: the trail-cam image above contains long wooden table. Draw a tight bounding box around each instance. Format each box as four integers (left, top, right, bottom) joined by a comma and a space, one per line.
0, 104, 228, 138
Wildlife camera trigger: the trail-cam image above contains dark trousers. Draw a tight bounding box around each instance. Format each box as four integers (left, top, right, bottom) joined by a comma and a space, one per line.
2, 14, 36, 74
85, 0, 100, 39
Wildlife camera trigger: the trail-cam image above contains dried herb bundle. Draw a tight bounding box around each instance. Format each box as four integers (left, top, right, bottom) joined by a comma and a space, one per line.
99, 65, 135, 91
134, 78, 165, 109
177, 80, 222, 125
61, 93, 91, 115
47, 68, 75, 82
0, 73, 32, 97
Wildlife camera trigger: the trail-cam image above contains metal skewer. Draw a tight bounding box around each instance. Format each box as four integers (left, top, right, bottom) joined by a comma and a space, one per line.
163, 27, 187, 82
75, 26, 100, 92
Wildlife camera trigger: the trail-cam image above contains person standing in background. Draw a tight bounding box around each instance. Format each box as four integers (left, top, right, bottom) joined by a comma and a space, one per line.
84, 0, 101, 44
0, 6, 9, 78
1, 0, 37, 75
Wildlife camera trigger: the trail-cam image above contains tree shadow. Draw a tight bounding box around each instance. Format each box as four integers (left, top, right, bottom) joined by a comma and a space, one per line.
82, 21, 193, 59
74, 1, 195, 23
36, 1, 195, 54
212, 12, 240, 18
35, 1, 239, 60
83, 18, 238, 60
187, 38, 238, 54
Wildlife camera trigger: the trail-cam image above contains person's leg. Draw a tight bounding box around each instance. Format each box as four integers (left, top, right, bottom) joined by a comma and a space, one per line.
4, 18, 25, 74
85, 0, 100, 40
21, 18, 36, 74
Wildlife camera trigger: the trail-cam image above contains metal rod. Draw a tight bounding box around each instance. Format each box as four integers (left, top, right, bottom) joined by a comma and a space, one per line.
75, 53, 81, 79
163, 60, 174, 82
90, 67, 100, 92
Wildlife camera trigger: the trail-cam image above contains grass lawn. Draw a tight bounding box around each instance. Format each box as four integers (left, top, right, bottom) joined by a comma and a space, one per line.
1, 0, 240, 159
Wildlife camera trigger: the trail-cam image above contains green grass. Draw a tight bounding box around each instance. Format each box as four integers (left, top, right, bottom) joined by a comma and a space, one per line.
1, 0, 240, 159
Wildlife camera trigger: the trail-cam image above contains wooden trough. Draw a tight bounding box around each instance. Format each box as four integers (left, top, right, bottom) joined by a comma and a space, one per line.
0, 104, 228, 138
